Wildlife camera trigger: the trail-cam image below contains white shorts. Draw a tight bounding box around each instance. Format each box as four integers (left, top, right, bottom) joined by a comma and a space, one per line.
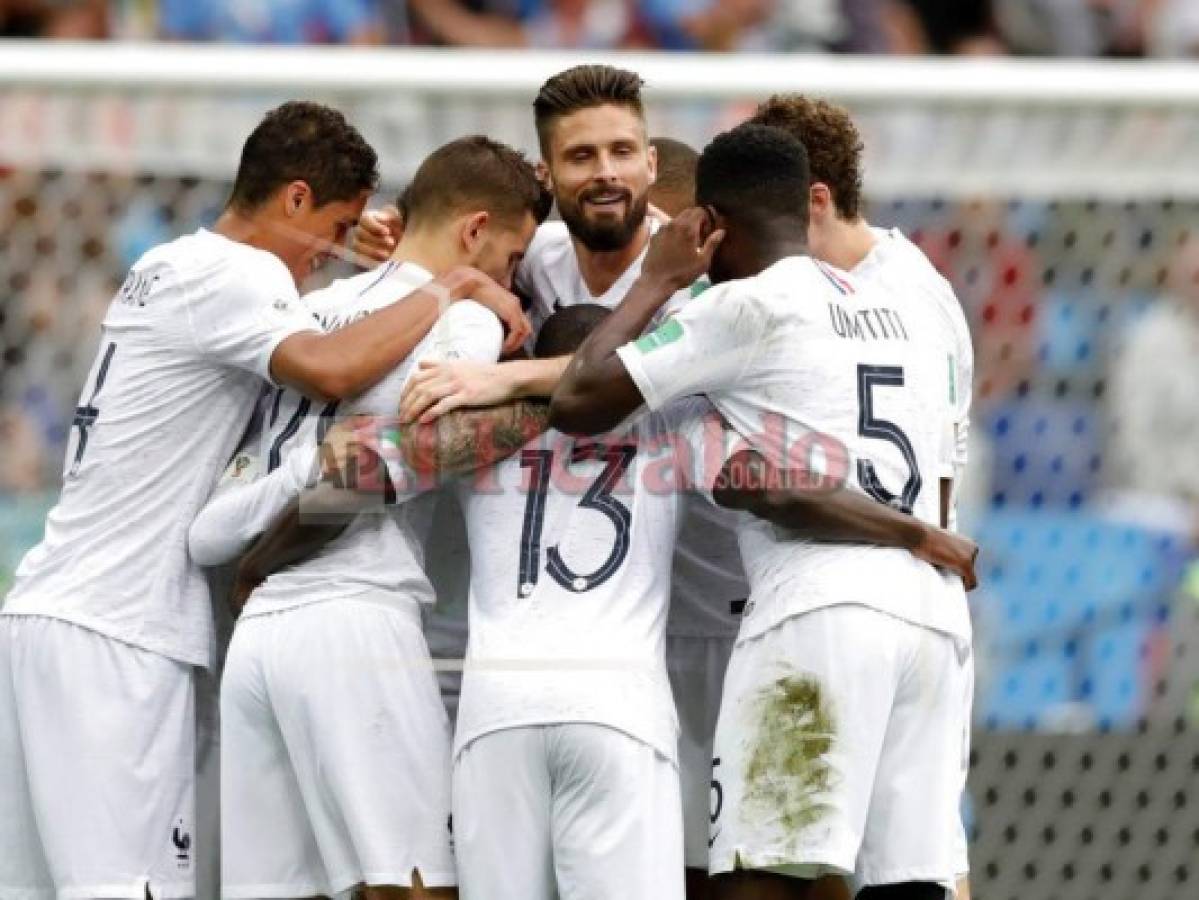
453, 724, 685, 900
709, 605, 970, 891
221, 600, 455, 898
0, 614, 196, 900
666, 633, 736, 870
953, 650, 975, 881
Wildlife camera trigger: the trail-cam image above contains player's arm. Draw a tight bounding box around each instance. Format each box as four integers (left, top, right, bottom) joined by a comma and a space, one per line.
399, 400, 551, 479
399, 355, 571, 424
550, 209, 724, 434
714, 448, 979, 589
188, 445, 319, 568
270, 267, 530, 402
229, 424, 389, 615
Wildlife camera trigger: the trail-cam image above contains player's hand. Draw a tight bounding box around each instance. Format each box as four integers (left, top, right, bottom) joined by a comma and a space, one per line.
430, 266, 532, 355
349, 205, 402, 267
399, 360, 511, 424
641, 207, 724, 293
914, 527, 980, 591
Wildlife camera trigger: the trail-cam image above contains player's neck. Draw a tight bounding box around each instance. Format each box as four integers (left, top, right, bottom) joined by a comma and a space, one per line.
212, 207, 281, 259
389, 231, 456, 278
817, 216, 877, 271
571, 217, 653, 297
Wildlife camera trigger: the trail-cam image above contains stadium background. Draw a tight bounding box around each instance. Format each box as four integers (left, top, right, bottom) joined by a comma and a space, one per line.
3, 3, 1199, 898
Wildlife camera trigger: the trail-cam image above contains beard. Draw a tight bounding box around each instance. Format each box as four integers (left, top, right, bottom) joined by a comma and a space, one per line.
557, 186, 649, 253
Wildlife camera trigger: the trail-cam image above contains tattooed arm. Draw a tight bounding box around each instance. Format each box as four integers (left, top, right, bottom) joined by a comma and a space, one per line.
399, 399, 551, 479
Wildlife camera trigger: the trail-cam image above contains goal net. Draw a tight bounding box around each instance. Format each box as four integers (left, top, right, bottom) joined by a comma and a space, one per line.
3, 43, 1199, 900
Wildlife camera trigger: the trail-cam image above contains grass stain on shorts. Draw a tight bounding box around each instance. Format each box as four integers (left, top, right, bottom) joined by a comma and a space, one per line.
742, 670, 836, 840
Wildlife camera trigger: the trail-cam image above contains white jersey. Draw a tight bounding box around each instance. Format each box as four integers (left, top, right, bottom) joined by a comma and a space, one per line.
517, 219, 744, 640
197, 261, 503, 618
618, 255, 971, 644
855, 228, 973, 528
2, 229, 314, 667
452, 398, 719, 763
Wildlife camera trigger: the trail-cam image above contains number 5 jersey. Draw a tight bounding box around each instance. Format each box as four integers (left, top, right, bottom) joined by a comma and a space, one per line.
616, 254, 971, 647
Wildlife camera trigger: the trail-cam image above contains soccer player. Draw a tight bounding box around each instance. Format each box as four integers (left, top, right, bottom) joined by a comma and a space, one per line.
649, 136, 700, 217
0, 103, 527, 900
438, 302, 973, 900
551, 124, 973, 900
374, 68, 750, 896
186, 136, 551, 899
750, 94, 974, 899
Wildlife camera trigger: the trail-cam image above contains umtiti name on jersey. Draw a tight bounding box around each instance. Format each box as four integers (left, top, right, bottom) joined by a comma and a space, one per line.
827, 302, 911, 343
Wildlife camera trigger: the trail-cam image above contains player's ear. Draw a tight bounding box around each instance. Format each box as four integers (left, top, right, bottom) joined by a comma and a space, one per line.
704, 204, 727, 237
809, 182, 833, 219
282, 181, 313, 218
646, 141, 658, 186
461, 210, 490, 253
535, 160, 553, 192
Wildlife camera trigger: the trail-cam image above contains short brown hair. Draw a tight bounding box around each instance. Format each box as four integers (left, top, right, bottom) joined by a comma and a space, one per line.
402, 135, 552, 230
533, 65, 646, 155
649, 137, 698, 214
750, 95, 864, 220
229, 101, 378, 212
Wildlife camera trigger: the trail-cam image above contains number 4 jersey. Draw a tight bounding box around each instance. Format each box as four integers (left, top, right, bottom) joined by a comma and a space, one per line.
617, 255, 971, 646
452, 398, 723, 765
2, 230, 315, 667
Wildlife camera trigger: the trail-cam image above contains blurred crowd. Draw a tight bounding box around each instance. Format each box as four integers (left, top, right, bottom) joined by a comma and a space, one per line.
2, 0, 1198, 56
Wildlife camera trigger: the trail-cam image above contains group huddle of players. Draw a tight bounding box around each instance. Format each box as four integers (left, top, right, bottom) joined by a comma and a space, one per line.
0, 63, 980, 900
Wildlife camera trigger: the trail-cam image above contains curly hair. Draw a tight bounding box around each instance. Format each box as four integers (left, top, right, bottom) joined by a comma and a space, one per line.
749, 95, 864, 220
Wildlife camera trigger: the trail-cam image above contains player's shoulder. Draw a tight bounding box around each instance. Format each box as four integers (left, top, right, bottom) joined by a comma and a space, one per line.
145, 228, 296, 305
442, 298, 502, 330
867, 228, 957, 296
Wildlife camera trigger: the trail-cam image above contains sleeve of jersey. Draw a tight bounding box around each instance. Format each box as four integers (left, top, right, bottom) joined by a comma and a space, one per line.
377, 300, 504, 497
186, 259, 318, 383
615, 287, 764, 412
188, 444, 319, 567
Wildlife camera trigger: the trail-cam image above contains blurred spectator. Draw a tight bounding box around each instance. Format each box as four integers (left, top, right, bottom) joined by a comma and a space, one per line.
1108, 242, 1199, 523
159, 0, 385, 44
0, 0, 106, 37
1147, 0, 1199, 56
639, 0, 891, 52
409, 0, 636, 49
884, 0, 1007, 54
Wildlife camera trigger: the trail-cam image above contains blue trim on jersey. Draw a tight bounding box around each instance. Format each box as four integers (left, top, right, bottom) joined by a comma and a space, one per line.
357, 260, 398, 298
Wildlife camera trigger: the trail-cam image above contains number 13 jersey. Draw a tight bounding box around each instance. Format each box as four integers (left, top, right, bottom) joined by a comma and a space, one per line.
617, 255, 971, 646
452, 398, 720, 764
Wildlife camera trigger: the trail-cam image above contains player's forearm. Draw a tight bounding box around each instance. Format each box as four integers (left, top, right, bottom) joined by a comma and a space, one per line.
720, 481, 928, 550
189, 448, 317, 567
550, 273, 675, 434
235, 484, 353, 587
272, 290, 442, 401
401, 400, 550, 478
504, 356, 572, 399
